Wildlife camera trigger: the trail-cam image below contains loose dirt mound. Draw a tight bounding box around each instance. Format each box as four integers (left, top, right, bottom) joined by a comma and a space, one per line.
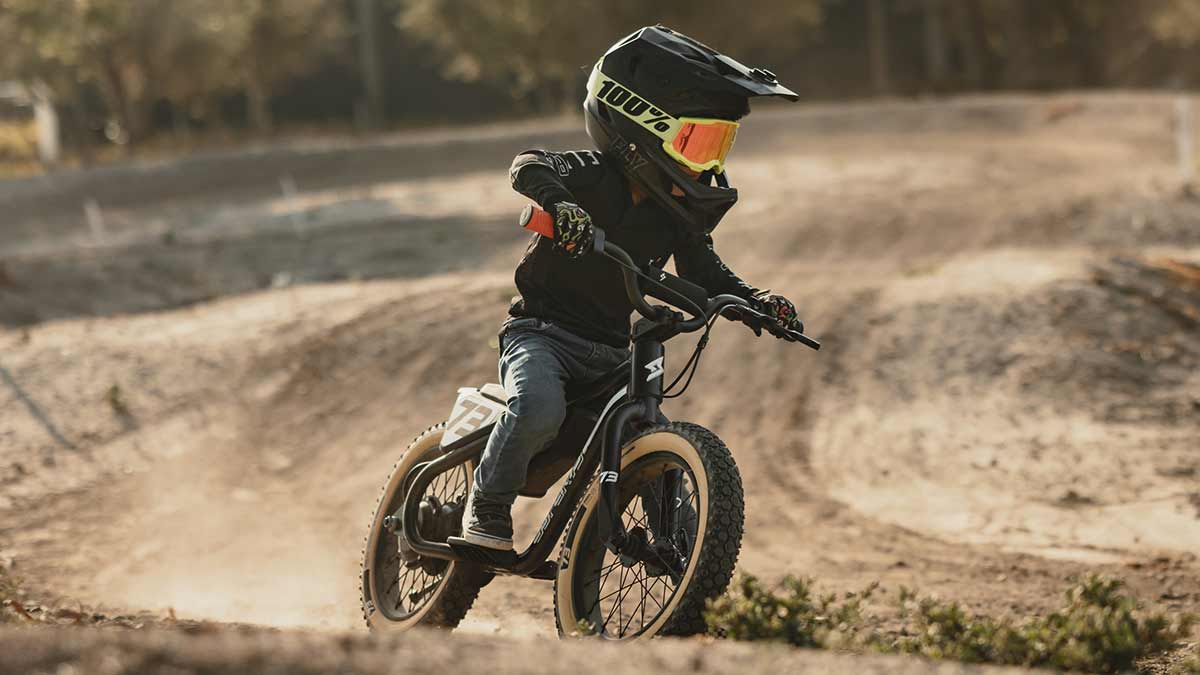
1, 95, 1198, 665
0, 625, 1042, 675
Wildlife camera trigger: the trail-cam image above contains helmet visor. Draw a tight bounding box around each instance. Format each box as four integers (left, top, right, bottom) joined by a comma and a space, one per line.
664, 117, 739, 174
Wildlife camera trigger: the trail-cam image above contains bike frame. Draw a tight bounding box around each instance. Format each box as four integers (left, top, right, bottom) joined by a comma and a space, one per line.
396, 226, 818, 577
399, 318, 666, 577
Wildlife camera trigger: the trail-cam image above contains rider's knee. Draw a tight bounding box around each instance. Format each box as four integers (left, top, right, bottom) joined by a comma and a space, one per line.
507, 390, 567, 440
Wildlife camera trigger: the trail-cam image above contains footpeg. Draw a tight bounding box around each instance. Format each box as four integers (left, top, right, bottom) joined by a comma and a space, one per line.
528, 560, 558, 581
447, 536, 518, 568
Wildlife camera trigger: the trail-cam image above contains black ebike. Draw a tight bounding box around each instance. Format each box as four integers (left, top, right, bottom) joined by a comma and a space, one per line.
359, 213, 819, 640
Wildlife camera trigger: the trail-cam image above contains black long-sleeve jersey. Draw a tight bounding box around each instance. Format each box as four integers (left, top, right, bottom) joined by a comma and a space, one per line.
506, 149, 761, 348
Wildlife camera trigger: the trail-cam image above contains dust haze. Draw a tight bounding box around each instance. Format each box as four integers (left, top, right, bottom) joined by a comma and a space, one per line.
2, 95, 1198, 654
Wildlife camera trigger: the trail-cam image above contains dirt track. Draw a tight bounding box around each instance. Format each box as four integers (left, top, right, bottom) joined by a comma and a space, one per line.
1, 94, 1198, 671
2, 624, 1043, 675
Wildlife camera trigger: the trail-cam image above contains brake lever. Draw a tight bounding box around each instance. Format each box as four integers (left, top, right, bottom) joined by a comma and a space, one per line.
719, 305, 763, 336
724, 305, 821, 350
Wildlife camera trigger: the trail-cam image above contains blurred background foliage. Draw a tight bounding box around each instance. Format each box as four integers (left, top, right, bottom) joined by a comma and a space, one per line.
0, 0, 1198, 162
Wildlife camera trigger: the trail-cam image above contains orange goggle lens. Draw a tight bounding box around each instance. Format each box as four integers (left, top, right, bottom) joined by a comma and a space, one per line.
666, 118, 739, 173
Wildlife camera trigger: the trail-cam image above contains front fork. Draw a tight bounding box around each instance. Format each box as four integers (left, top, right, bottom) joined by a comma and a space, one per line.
597, 336, 664, 553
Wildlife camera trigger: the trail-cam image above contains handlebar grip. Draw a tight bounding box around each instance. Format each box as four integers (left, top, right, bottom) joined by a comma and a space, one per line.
519, 204, 555, 239
795, 333, 821, 350
730, 305, 822, 351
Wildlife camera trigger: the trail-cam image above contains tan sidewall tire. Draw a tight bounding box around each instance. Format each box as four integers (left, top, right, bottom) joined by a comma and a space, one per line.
361, 425, 479, 632
554, 430, 710, 641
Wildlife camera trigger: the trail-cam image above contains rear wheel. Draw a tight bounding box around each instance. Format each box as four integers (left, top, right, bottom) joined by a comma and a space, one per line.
360, 423, 491, 631
553, 422, 743, 640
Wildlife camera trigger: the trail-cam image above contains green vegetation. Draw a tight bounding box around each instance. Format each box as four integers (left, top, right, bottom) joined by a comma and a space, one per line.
0, 566, 25, 624
1174, 650, 1200, 674
705, 574, 878, 648
888, 576, 1191, 673
106, 384, 130, 418
706, 574, 1195, 674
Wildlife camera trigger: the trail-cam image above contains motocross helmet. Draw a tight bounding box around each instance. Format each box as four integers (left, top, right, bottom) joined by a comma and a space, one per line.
584, 25, 798, 235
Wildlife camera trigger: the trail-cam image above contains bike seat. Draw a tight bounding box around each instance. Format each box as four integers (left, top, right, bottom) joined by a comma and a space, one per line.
565, 359, 629, 407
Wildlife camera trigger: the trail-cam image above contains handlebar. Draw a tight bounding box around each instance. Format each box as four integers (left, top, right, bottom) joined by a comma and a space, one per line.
519, 204, 820, 350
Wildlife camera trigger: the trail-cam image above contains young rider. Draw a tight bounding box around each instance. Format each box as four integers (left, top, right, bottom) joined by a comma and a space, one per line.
462, 26, 804, 551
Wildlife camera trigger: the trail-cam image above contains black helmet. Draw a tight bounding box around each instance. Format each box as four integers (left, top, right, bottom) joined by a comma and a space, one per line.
584, 25, 798, 235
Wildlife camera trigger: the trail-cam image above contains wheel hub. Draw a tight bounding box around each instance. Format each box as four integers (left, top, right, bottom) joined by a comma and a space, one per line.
618, 526, 685, 582
392, 495, 463, 575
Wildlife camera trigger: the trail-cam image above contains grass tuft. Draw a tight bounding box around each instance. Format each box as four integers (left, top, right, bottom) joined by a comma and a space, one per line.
705, 574, 877, 648
1170, 646, 1200, 674
706, 573, 1194, 674
0, 565, 27, 624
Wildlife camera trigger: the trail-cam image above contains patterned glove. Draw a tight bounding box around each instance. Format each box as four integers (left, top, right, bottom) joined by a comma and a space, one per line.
753, 291, 804, 334
551, 201, 595, 260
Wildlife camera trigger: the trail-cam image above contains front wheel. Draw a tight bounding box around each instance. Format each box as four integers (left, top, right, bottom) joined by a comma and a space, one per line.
553, 422, 744, 640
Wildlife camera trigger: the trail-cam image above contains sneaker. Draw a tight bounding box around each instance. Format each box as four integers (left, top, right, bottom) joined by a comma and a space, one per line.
461, 488, 514, 551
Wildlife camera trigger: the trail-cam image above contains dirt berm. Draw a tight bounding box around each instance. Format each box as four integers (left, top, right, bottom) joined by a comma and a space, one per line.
0, 625, 1041, 675
1, 94, 1198, 670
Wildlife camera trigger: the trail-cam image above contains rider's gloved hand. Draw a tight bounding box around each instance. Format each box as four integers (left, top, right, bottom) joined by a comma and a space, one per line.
752, 291, 804, 335
551, 201, 595, 260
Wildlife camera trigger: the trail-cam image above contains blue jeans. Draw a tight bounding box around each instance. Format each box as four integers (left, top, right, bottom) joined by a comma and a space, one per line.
472, 318, 628, 505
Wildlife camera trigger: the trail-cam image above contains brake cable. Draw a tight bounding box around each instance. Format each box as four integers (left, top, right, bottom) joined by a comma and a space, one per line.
601, 252, 724, 399
663, 313, 721, 399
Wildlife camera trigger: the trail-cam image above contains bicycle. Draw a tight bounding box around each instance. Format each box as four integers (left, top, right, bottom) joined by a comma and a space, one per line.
360, 205, 819, 639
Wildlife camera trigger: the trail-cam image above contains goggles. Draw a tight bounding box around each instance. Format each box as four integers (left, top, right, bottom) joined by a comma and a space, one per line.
588, 62, 739, 174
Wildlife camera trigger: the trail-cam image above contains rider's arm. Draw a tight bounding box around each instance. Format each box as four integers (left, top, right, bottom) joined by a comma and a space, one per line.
509, 149, 606, 211
674, 235, 762, 300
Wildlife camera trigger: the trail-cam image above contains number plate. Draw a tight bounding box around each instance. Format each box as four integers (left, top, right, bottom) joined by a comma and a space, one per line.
441, 387, 506, 446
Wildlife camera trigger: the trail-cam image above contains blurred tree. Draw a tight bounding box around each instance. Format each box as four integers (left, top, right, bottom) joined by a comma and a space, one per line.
1150, 0, 1200, 46
0, 0, 194, 145
397, 0, 822, 112
921, 0, 947, 87
947, 0, 986, 89
1, 0, 1197, 153
866, 0, 891, 95
0, 0, 347, 142
225, 0, 348, 132
357, 0, 385, 129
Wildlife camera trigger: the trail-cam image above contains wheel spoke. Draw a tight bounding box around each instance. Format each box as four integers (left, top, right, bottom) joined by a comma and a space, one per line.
432, 473, 447, 503
604, 565, 629, 631
593, 568, 628, 605
394, 566, 413, 610
591, 559, 623, 587
621, 575, 642, 636
586, 558, 625, 617
408, 579, 440, 604
635, 566, 649, 632
642, 573, 666, 612
623, 491, 690, 587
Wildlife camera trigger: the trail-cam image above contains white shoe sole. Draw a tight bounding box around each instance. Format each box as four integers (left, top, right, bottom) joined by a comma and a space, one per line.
461, 528, 514, 551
